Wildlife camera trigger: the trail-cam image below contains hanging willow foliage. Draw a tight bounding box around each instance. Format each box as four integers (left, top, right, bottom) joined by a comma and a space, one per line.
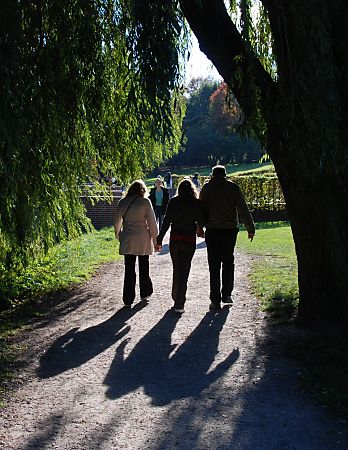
0, 0, 186, 268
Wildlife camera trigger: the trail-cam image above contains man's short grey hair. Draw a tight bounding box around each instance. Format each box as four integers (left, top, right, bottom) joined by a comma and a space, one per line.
212, 165, 227, 177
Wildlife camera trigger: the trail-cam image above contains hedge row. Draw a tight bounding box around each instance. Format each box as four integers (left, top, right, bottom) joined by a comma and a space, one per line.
171, 173, 286, 212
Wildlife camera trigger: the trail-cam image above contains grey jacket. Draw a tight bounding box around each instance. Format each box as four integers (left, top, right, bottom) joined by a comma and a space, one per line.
199, 176, 255, 234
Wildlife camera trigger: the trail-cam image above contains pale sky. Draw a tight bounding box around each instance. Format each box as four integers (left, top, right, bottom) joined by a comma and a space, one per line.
186, 35, 222, 82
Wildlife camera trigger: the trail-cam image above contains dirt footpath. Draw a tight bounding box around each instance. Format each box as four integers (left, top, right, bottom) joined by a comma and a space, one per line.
0, 237, 347, 450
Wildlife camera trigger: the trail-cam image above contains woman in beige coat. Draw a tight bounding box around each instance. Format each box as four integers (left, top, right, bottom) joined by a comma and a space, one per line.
114, 180, 158, 307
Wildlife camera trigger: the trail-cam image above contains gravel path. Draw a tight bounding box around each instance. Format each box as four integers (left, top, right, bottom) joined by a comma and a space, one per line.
1, 237, 347, 449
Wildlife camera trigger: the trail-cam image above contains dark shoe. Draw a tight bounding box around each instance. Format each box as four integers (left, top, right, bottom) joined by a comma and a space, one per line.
209, 302, 222, 311
222, 296, 233, 304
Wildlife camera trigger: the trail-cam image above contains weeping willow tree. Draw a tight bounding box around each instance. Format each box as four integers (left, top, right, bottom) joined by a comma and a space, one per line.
180, 0, 348, 324
119, 0, 348, 324
0, 1, 186, 270
2, 1, 348, 324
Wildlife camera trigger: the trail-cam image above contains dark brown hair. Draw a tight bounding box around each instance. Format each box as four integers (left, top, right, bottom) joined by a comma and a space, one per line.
177, 178, 198, 198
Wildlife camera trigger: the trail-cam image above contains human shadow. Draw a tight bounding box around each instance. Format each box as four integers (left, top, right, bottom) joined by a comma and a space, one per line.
104, 307, 239, 405
150, 322, 348, 450
21, 414, 64, 450
37, 302, 147, 379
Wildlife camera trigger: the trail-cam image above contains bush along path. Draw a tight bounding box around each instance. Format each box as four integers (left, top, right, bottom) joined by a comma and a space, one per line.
0, 237, 347, 450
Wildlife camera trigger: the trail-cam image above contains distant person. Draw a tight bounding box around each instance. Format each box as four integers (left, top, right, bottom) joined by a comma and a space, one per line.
149, 176, 169, 230
198, 165, 255, 311
155, 179, 204, 313
192, 172, 201, 190
164, 171, 173, 189
114, 180, 158, 307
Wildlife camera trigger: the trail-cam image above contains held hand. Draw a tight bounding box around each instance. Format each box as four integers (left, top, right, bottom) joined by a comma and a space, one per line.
248, 232, 255, 242
155, 243, 162, 252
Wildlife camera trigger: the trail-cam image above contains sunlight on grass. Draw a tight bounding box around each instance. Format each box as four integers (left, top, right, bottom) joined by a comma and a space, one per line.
1, 228, 120, 306
236, 223, 299, 314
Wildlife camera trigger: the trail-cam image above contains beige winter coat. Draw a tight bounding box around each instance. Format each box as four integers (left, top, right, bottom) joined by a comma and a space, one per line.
114, 195, 158, 255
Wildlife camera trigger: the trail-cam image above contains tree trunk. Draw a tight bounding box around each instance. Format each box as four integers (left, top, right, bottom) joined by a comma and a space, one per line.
269, 139, 348, 323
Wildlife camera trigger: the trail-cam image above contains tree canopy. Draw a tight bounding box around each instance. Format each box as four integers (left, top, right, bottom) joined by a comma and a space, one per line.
0, 0, 184, 266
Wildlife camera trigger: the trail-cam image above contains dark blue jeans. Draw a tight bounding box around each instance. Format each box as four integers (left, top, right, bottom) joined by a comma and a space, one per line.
205, 229, 239, 304
123, 255, 153, 305
154, 205, 164, 230
169, 240, 196, 309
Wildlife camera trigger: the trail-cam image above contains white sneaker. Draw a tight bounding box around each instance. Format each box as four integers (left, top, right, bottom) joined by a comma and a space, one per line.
141, 295, 151, 301
174, 308, 185, 313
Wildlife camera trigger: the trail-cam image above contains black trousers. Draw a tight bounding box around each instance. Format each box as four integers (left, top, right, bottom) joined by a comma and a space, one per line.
205, 229, 239, 304
123, 255, 153, 305
169, 240, 196, 309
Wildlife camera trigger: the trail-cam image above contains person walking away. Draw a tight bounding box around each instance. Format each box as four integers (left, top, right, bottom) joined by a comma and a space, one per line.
114, 180, 158, 307
199, 165, 255, 311
192, 172, 201, 191
155, 179, 204, 313
149, 176, 169, 230
164, 171, 173, 188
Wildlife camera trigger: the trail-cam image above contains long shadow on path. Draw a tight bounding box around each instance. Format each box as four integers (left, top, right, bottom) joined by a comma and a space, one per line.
104, 308, 239, 406
37, 302, 148, 378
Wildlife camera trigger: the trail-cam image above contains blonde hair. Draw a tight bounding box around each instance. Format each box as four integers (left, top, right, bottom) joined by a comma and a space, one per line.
126, 179, 147, 197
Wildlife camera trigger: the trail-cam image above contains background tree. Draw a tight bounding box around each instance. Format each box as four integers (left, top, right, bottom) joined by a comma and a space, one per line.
209, 82, 243, 133
167, 77, 261, 167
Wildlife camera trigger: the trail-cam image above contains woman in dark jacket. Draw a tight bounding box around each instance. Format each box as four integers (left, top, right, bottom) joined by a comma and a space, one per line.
155, 178, 205, 313
149, 177, 170, 229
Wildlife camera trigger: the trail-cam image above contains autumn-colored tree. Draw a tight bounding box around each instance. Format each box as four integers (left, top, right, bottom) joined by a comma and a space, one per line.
167, 77, 261, 166
209, 82, 243, 133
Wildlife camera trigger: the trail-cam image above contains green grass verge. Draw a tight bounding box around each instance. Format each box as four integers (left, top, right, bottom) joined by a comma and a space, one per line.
1, 228, 120, 307
0, 227, 120, 404
236, 222, 299, 317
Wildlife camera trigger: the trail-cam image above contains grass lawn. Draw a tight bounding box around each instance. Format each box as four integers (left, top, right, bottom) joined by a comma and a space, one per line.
236, 222, 299, 316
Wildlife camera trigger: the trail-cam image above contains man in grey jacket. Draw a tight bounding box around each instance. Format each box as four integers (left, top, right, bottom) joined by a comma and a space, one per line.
199, 165, 255, 310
